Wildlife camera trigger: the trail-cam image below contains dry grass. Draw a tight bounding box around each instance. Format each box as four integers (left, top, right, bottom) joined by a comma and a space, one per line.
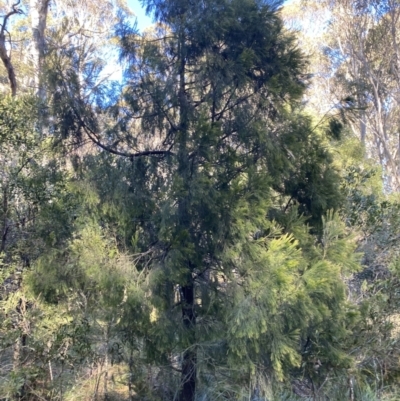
389, 313, 400, 339
64, 364, 131, 401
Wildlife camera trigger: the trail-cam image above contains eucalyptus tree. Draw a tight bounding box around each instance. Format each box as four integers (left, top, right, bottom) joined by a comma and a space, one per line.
295, 0, 400, 191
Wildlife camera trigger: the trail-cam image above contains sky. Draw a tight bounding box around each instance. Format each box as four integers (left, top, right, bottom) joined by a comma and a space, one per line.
127, 0, 153, 31
126, 0, 294, 32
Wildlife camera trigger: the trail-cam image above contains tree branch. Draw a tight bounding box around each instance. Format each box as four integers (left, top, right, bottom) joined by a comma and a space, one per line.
57, 63, 175, 159
82, 123, 174, 158
0, 1, 21, 96
73, 104, 174, 158
0, 1, 22, 36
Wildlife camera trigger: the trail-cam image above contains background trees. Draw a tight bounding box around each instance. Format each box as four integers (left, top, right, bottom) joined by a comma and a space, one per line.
285, 0, 400, 191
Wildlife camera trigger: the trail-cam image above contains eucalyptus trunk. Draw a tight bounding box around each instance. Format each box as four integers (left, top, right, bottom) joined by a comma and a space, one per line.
30, 0, 49, 99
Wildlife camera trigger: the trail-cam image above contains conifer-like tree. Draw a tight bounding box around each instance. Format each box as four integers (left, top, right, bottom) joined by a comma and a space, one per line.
42, 0, 356, 400
117, 2, 305, 400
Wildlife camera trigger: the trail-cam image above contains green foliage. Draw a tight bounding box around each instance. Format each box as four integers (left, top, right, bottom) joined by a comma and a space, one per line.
267, 112, 344, 229
225, 210, 359, 382
3, 1, 400, 400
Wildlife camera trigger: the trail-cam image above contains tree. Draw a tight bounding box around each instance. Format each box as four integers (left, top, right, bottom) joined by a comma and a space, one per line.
43, 1, 361, 400
93, 2, 306, 399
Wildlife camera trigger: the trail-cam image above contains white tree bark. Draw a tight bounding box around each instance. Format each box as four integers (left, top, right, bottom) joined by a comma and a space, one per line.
30, 0, 49, 98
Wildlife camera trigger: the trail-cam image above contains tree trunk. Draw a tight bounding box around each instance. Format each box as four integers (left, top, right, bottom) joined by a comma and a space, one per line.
104, 328, 110, 401
30, 0, 49, 99
0, 3, 20, 96
179, 282, 196, 401
1, 186, 9, 253
176, 14, 196, 401
128, 350, 135, 401
349, 375, 354, 401
0, 34, 17, 96
358, 93, 366, 145
13, 298, 27, 401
